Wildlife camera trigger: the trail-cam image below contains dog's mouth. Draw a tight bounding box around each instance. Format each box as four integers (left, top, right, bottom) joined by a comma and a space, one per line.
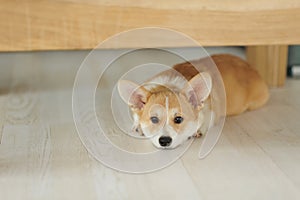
152, 135, 196, 149
137, 129, 193, 150
153, 143, 176, 150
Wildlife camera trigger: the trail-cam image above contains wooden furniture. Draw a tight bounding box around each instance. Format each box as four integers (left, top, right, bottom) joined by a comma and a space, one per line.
1, 0, 300, 86
1, 1, 300, 198
246, 45, 289, 87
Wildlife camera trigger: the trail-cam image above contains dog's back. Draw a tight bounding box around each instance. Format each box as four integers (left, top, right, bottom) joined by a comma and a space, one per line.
173, 54, 269, 116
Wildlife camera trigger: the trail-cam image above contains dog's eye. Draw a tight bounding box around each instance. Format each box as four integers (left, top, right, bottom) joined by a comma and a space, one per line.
174, 116, 184, 124
150, 116, 159, 124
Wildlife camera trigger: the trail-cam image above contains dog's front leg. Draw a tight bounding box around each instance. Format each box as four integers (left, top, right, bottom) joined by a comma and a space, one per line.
132, 123, 144, 136
131, 113, 144, 136
194, 103, 214, 138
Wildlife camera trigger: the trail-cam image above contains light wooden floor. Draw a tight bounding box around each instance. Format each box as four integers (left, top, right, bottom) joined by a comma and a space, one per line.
0, 51, 300, 200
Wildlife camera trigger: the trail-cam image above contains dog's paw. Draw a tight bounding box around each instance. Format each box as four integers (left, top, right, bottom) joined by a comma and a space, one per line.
193, 130, 203, 138
132, 125, 144, 136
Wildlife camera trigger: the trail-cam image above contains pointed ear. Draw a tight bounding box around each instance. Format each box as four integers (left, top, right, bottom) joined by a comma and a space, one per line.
117, 80, 149, 110
182, 72, 212, 107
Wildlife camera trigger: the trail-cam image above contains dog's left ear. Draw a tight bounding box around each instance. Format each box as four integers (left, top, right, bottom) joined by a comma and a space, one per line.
118, 80, 149, 110
182, 72, 212, 107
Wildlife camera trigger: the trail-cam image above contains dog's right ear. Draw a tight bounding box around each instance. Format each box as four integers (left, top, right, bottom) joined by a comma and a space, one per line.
117, 80, 149, 110
182, 72, 212, 108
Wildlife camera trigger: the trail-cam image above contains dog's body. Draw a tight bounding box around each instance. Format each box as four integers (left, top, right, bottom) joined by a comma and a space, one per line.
118, 54, 269, 149
173, 54, 269, 116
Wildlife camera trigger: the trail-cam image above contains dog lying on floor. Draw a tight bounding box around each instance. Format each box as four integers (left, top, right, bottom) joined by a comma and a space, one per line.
118, 54, 269, 149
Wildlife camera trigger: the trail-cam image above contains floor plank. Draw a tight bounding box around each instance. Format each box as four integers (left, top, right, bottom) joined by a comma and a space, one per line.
0, 50, 300, 199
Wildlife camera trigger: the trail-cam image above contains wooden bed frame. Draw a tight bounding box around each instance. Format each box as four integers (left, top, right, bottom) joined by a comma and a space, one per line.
1, 0, 300, 86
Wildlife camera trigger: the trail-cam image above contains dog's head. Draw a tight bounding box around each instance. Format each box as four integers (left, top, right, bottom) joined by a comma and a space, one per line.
118, 73, 212, 149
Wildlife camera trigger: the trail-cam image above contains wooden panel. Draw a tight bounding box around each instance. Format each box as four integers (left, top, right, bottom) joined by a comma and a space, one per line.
61, 0, 300, 11
0, 0, 300, 51
246, 45, 288, 87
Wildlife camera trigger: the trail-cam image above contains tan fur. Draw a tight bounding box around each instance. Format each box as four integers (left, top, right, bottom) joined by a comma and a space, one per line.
173, 54, 269, 116
139, 89, 198, 135
118, 54, 269, 148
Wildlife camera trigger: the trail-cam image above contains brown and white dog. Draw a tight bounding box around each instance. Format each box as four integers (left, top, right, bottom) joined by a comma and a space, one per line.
118, 54, 269, 149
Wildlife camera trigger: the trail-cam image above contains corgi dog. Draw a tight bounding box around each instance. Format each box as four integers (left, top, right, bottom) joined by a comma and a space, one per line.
118, 54, 269, 149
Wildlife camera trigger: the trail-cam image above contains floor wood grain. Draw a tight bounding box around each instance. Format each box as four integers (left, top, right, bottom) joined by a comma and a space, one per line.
0, 50, 299, 199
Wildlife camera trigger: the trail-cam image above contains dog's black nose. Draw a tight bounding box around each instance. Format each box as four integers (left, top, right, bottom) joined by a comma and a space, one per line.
159, 136, 172, 147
